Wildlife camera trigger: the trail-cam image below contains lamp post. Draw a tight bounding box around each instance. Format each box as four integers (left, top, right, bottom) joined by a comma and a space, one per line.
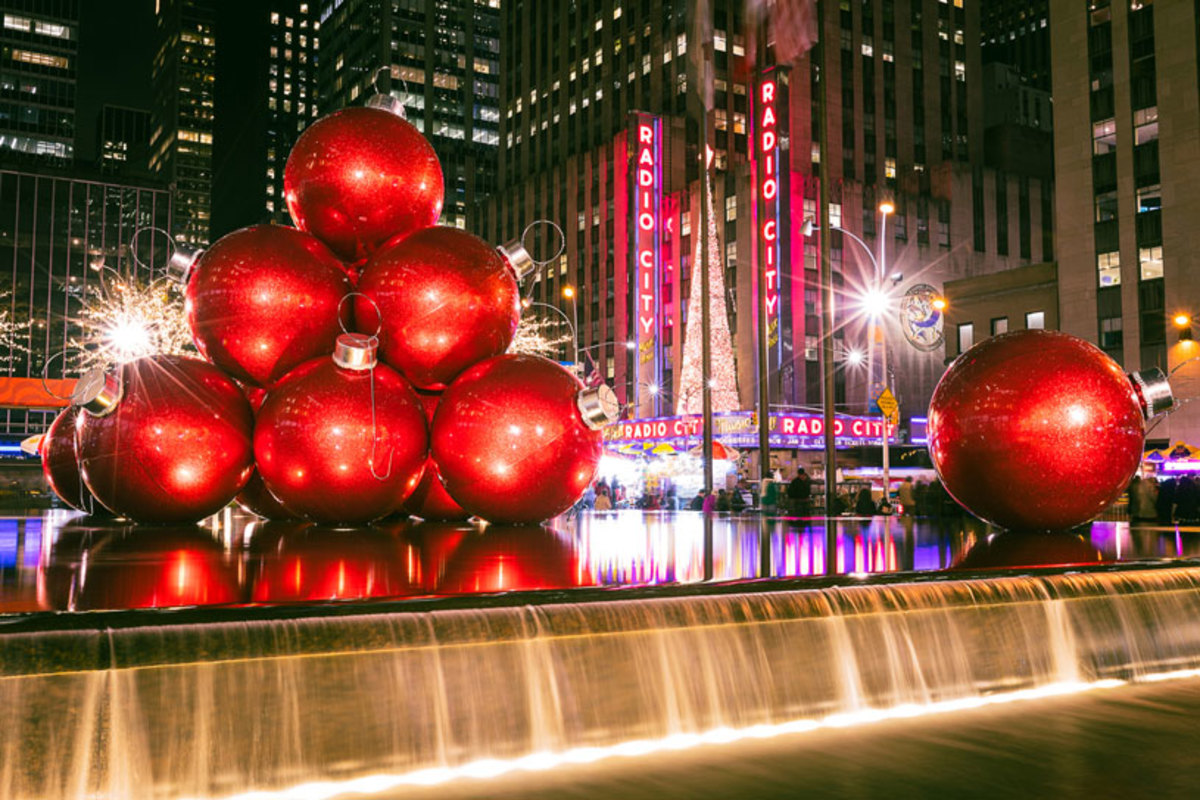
833, 200, 895, 510
562, 285, 580, 367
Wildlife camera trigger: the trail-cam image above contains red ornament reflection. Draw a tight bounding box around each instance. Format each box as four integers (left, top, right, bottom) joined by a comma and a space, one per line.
249, 525, 422, 603
42, 526, 240, 611
928, 330, 1146, 532
437, 525, 591, 594
952, 531, 1104, 571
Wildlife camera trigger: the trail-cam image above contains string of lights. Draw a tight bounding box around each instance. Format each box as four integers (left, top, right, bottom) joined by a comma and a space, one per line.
677, 182, 739, 415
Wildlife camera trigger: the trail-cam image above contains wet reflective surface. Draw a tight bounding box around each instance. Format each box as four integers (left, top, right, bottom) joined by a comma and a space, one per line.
3, 507, 1200, 614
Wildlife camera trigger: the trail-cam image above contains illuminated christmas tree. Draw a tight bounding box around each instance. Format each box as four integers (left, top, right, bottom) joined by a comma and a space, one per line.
511, 312, 572, 358
677, 178, 739, 414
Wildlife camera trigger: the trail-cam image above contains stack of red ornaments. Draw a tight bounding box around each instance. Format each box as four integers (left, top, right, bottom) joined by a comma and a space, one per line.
41, 95, 617, 527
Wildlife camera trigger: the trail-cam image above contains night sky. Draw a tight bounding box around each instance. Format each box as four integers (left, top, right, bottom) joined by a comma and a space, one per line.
76, 1, 156, 162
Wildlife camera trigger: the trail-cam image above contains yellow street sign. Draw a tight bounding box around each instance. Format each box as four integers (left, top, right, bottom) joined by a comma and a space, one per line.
876, 387, 899, 419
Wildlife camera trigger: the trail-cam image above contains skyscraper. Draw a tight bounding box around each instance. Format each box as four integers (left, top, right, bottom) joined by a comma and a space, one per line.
0, 0, 78, 165
1051, 0, 1200, 446
315, 0, 501, 229
149, 0, 215, 245
480, 0, 1050, 443
96, 104, 151, 177
211, 0, 319, 237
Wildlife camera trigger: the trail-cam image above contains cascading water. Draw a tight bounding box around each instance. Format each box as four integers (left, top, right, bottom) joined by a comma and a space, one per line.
5, 566, 1200, 799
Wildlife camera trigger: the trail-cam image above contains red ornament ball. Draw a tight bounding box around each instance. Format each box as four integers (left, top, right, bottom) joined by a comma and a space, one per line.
76, 356, 255, 524
403, 391, 469, 521
185, 225, 353, 388
254, 347, 430, 525
356, 226, 522, 390
432, 354, 614, 524
928, 329, 1147, 532
284, 105, 443, 261
41, 406, 108, 515
236, 469, 298, 520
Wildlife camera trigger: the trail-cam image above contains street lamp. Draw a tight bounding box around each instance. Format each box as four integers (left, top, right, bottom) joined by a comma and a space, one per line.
833, 201, 896, 511
562, 285, 580, 364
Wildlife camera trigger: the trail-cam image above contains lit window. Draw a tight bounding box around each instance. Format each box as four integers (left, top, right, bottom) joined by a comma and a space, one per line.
1139, 246, 1163, 280
885, 157, 897, 179
1093, 118, 1117, 154
991, 317, 1008, 336
11, 49, 69, 69
714, 31, 727, 52
677, 33, 686, 56
957, 323, 974, 353
1137, 184, 1161, 213
1025, 311, 1045, 330
1135, 106, 1158, 145
725, 194, 737, 221
829, 203, 842, 228
3, 14, 31, 31
1097, 251, 1121, 287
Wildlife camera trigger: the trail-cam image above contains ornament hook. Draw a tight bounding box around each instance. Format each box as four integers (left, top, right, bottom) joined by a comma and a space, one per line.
132, 226, 203, 283
337, 291, 382, 338
365, 65, 408, 119
521, 219, 566, 267
40, 349, 82, 402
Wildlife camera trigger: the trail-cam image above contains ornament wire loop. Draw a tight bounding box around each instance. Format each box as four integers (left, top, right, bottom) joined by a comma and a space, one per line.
130, 226, 176, 273
40, 350, 81, 402
367, 361, 394, 482
521, 219, 566, 267
338, 291, 383, 338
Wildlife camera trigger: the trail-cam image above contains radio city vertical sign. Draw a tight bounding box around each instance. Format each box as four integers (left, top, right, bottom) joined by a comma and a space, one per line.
631, 113, 662, 413
753, 66, 793, 382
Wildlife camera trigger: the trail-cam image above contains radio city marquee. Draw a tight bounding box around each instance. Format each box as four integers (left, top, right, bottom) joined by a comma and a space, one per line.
632, 113, 662, 411
605, 411, 895, 449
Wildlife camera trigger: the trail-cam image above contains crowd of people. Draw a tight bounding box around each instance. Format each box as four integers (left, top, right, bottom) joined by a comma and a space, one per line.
578, 469, 969, 519
1127, 474, 1200, 524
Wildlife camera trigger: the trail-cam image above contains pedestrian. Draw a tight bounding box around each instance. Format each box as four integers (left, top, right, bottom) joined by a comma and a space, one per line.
855, 486, 877, 516
594, 491, 613, 511
787, 468, 813, 516
702, 489, 717, 515
761, 476, 779, 515
896, 477, 916, 516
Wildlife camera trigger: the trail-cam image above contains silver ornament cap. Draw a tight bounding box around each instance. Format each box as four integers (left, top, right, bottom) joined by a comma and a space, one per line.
497, 238, 537, 281
1128, 367, 1174, 421
577, 385, 619, 430
333, 333, 378, 371
166, 242, 204, 285
72, 367, 122, 417
364, 93, 407, 119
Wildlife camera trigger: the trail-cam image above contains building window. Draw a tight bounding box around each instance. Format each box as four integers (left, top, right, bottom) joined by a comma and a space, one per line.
991, 317, 1008, 336
1095, 191, 1118, 222
1026, 311, 1045, 330
829, 203, 842, 228
1137, 184, 1161, 213
1134, 106, 1158, 144
724, 194, 736, 221
1098, 250, 1121, 287
1100, 316, 1123, 351
1093, 118, 1117, 154
1139, 245, 1163, 280
957, 323, 974, 354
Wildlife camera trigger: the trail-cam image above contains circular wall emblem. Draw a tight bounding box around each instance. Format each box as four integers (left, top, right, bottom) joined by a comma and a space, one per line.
899, 283, 945, 352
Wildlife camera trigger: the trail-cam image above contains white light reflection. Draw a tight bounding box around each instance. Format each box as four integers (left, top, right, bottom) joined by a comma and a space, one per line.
191, 674, 1195, 800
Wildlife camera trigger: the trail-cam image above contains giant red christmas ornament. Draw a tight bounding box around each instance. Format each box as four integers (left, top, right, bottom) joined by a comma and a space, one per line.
356, 227, 536, 390
284, 96, 443, 261
254, 334, 429, 524
403, 390, 469, 520
432, 354, 618, 524
928, 329, 1173, 532
236, 470, 298, 520
180, 225, 353, 388
75, 355, 255, 524
40, 406, 108, 515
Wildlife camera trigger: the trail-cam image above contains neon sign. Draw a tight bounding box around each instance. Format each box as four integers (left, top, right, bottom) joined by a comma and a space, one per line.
604, 411, 896, 447
632, 114, 662, 412
753, 66, 793, 388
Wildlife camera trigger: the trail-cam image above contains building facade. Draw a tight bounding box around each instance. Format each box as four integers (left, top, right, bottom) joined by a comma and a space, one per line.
0, 167, 173, 439
97, 104, 151, 177
0, 0, 77, 166
480, 0, 1051, 453
316, 0, 501, 229
942, 261, 1058, 359
149, 0, 216, 246
1051, 0, 1200, 447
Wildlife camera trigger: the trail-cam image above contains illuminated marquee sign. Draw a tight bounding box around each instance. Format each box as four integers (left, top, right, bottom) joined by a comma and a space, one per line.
632, 113, 662, 412
753, 66, 793, 379
605, 411, 895, 447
